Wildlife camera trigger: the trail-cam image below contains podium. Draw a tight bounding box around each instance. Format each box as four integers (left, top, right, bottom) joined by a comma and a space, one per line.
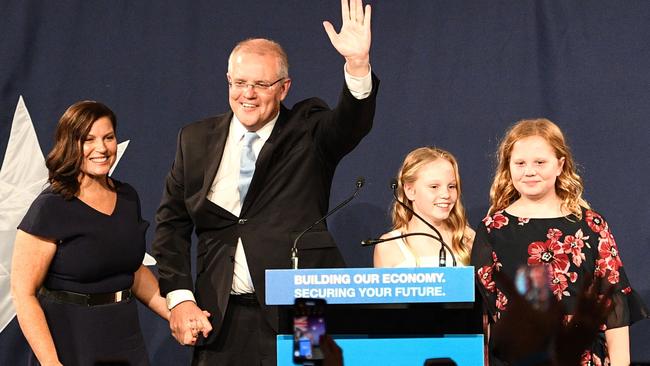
266, 267, 483, 366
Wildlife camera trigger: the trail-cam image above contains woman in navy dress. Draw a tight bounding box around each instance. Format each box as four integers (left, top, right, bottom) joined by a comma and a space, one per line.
11, 101, 172, 366
471, 118, 648, 365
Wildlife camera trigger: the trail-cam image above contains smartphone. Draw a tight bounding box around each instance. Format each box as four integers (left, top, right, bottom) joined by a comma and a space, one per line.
293, 298, 327, 364
515, 264, 552, 310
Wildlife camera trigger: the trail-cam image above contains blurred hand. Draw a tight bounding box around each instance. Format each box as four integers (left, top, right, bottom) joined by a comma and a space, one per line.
320, 334, 344, 366
491, 270, 562, 362
491, 270, 615, 366
555, 274, 613, 366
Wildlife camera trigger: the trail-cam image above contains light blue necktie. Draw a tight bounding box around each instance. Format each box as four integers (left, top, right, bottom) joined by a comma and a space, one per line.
238, 131, 259, 205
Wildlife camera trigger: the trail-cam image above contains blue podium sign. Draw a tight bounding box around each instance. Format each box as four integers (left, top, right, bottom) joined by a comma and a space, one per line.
277, 335, 483, 366
265, 267, 474, 305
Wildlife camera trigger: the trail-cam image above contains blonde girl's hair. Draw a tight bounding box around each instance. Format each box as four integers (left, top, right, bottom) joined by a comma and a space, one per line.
488, 118, 589, 218
391, 147, 472, 265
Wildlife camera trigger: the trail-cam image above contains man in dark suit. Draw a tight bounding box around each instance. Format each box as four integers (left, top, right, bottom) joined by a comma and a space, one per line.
152, 1, 377, 364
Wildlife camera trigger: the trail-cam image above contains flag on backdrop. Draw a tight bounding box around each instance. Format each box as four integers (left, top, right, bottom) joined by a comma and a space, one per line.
0, 96, 48, 333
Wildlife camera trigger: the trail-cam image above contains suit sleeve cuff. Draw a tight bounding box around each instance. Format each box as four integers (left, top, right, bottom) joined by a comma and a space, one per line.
344, 64, 373, 100
166, 289, 196, 310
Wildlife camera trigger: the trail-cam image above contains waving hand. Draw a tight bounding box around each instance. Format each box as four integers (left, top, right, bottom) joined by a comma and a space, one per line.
323, 0, 372, 76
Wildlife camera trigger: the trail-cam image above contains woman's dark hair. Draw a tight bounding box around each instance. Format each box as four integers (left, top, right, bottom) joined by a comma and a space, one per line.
46, 100, 116, 199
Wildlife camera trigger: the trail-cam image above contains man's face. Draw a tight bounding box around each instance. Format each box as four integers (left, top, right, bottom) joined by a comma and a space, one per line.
227, 51, 291, 131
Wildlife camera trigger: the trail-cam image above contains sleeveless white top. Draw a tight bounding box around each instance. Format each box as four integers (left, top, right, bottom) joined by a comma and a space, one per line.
386, 230, 454, 268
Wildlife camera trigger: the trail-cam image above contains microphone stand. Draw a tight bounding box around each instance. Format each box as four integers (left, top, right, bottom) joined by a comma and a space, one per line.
361, 232, 457, 267
389, 180, 456, 267
290, 177, 365, 269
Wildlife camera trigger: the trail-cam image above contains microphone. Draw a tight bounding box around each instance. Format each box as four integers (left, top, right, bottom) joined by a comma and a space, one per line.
361, 232, 457, 267
290, 177, 365, 269
388, 179, 456, 266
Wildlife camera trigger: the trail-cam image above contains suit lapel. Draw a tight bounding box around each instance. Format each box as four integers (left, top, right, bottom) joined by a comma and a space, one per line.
201, 113, 232, 198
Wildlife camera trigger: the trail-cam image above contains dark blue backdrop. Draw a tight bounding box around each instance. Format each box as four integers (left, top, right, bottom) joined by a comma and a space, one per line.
1, 1, 648, 364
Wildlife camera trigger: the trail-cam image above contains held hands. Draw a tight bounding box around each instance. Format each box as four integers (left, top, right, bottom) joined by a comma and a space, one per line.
323, 0, 371, 76
169, 301, 212, 346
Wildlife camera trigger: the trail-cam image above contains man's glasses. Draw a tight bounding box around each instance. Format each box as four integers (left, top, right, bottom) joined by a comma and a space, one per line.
228, 77, 285, 91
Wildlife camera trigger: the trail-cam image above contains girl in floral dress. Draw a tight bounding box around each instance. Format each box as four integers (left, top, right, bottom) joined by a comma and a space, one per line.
471, 118, 648, 365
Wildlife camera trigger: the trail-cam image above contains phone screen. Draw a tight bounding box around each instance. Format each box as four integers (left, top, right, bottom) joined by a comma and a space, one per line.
293, 298, 326, 363
515, 264, 552, 310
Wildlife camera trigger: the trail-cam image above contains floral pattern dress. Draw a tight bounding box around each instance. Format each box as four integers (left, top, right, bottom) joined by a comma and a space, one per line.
471, 208, 648, 365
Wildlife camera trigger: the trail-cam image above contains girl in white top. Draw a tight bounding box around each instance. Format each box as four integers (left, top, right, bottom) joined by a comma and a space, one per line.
374, 147, 474, 267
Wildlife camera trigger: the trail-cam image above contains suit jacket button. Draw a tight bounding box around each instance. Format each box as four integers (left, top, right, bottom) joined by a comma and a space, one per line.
238, 219, 247, 224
